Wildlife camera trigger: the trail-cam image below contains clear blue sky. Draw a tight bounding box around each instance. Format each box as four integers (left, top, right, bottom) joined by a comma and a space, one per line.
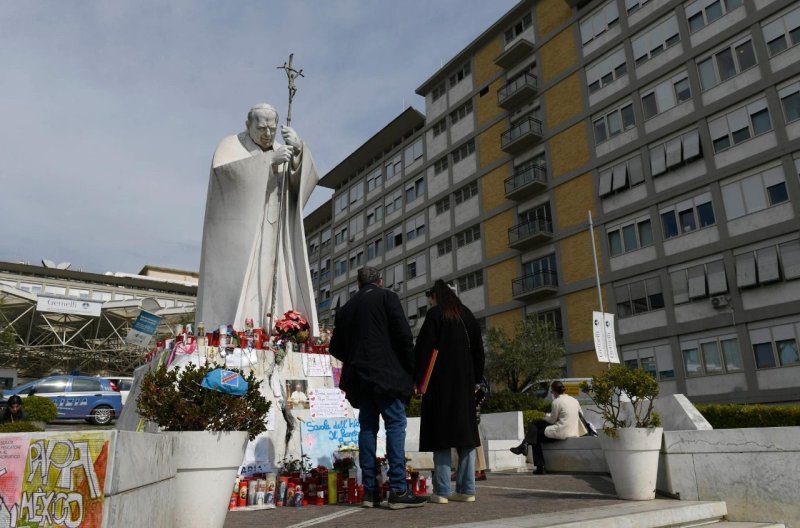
0, 1, 518, 274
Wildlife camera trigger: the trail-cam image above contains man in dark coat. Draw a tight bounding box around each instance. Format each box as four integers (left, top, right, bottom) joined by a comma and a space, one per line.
329, 266, 425, 510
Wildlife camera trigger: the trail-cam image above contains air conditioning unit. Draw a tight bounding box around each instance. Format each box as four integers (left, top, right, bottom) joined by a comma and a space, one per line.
711, 296, 729, 309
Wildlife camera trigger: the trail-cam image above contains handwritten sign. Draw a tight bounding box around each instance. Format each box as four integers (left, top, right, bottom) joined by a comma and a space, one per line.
302, 354, 332, 377
300, 416, 385, 468
309, 388, 346, 420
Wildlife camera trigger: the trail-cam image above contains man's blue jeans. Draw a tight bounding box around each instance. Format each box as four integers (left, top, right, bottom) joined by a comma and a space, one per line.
359, 395, 407, 493
433, 448, 475, 497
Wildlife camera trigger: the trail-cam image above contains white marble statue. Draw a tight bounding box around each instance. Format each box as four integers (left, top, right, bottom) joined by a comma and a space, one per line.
196, 103, 319, 336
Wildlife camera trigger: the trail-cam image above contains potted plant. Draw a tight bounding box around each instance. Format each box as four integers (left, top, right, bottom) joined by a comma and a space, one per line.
580, 366, 662, 500
138, 363, 270, 528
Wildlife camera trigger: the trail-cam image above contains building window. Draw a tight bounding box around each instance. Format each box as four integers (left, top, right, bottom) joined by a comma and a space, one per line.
450, 100, 474, 125
778, 79, 800, 123
349, 215, 364, 238
349, 250, 364, 270
593, 102, 636, 144
686, 0, 743, 33
640, 71, 692, 120
320, 229, 332, 249
761, 6, 800, 57
586, 47, 627, 95
406, 253, 427, 279
334, 259, 347, 278
615, 277, 664, 318
432, 119, 447, 137
385, 154, 402, 181
451, 139, 476, 163
405, 212, 426, 241
721, 165, 788, 220
453, 181, 478, 204
432, 82, 446, 102
334, 193, 348, 214
751, 325, 800, 369
522, 254, 557, 287
434, 197, 451, 216
623, 344, 675, 380
404, 138, 424, 166
349, 180, 364, 203
697, 36, 757, 91
437, 238, 453, 257
708, 98, 772, 153
580, 1, 620, 47
671, 259, 728, 304
681, 336, 743, 377
366, 168, 383, 192
449, 62, 472, 88
366, 202, 384, 226
624, 0, 648, 15
433, 156, 449, 175
607, 216, 653, 256
598, 155, 645, 197
384, 263, 405, 288
385, 225, 403, 251
384, 188, 403, 216
632, 15, 680, 67
505, 12, 533, 44
532, 309, 563, 337
334, 225, 348, 246
457, 271, 484, 292
405, 176, 425, 204
519, 202, 551, 226
649, 129, 702, 177
660, 193, 715, 239
736, 240, 800, 287
455, 224, 481, 248
367, 237, 383, 261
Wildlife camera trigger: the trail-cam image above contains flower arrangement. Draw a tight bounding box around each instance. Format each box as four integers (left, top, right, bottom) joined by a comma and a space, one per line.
273, 310, 311, 345
332, 456, 355, 473
279, 454, 311, 476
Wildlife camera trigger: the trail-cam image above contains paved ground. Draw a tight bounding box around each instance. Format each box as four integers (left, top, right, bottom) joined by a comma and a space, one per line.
224, 472, 626, 528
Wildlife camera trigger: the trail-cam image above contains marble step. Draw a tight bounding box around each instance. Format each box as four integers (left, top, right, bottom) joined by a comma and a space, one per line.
705, 523, 786, 528
436, 500, 728, 528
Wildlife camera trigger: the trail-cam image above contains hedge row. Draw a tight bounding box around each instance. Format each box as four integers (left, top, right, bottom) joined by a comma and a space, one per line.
696, 403, 800, 429
0, 421, 44, 433
406, 392, 550, 418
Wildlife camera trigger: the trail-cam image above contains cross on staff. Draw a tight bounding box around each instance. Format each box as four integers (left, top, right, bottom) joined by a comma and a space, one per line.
276, 53, 304, 127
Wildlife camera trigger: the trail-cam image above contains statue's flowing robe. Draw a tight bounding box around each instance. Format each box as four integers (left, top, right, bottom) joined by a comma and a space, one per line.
196, 131, 319, 335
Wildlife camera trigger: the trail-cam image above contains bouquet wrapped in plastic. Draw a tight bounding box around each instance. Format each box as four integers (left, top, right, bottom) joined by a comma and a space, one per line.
272, 310, 311, 345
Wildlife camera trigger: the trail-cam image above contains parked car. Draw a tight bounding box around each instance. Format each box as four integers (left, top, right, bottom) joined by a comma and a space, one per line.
525, 378, 594, 405
4, 375, 122, 425
101, 376, 134, 405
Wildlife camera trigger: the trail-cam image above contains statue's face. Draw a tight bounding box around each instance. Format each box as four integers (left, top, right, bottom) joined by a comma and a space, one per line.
247, 108, 278, 150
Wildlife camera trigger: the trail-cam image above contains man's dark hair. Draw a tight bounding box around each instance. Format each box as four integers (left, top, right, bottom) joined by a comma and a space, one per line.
550, 380, 566, 395
357, 266, 381, 286
8, 395, 22, 406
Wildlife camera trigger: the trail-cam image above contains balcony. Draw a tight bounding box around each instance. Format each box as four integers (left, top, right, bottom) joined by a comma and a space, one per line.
501, 116, 543, 154
508, 218, 554, 250
512, 270, 558, 301
497, 73, 538, 110
504, 164, 547, 201
495, 38, 535, 69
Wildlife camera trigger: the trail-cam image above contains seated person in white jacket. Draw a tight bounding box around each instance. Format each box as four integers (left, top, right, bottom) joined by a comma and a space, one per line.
509, 381, 587, 474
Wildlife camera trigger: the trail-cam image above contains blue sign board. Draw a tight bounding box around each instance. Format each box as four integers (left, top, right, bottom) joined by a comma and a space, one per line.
132, 310, 161, 335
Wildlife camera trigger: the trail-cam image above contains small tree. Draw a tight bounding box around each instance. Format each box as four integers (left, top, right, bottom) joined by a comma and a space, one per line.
486, 317, 564, 393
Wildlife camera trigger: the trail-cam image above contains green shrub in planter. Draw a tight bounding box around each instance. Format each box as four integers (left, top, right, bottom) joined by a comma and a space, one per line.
580, 366, 661, 437
406, 397, 421, 417
0, 421, 44, 433
22, 395, 58, 423
522, 409, 546, 431
479, 392, 551, 414
696, 403, 800, 429
137, 363, 271, 440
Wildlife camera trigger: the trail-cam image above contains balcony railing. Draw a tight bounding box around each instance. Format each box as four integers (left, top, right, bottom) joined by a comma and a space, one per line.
497, 73, 538, 109
501, 116, 543, 154
504, 164, 547, 199
512, 270, 558, 299
495, 38, 535, 69
508, 218, 554, 248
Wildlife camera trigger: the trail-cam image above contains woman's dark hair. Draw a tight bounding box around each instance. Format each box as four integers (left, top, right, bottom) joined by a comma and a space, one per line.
550, 380, 566, 395
430, 279, 462, 320
8, 395, 22, 406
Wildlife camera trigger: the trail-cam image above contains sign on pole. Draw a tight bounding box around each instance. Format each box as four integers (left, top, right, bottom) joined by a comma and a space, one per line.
592, 311, 620, 364
36, 296, 102, 317
125, 310, 161, 347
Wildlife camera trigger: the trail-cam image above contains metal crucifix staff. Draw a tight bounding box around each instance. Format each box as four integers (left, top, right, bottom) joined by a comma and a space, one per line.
266, 53, 304, 338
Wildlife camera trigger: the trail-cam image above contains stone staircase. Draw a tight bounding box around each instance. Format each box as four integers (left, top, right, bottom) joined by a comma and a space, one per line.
436, 500, 786, 528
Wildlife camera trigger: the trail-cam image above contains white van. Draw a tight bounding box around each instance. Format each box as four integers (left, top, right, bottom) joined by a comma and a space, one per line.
101, 376, 134, 405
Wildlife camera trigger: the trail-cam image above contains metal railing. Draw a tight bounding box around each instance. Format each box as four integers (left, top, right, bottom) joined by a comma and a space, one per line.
508, 218, 554, 245
512, 270, 558, 297
501, 116, 543, 148
504, 164, 547, 195
497, 72, 538, 105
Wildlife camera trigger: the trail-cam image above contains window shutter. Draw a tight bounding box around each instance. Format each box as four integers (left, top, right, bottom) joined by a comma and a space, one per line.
779, 240, 800, 279
682, 130, 701, 160
599, 169, 614, 196
628, 156, 645, 186
612, 162, 629, 191
707, 260, 728, 295
735, 252, 757, 287
671, 270, 689, 304
665, 137, 683, 168
650, 145, 667, 176
756, 246, 780, 283
688, 265, 707, 298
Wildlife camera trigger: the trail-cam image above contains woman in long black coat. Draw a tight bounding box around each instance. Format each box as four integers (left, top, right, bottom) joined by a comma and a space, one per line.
414, 280, 485, 503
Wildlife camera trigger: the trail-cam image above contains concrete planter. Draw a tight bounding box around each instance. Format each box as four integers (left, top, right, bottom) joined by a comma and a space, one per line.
168, 430, 249, 528
601, 427, 663, 500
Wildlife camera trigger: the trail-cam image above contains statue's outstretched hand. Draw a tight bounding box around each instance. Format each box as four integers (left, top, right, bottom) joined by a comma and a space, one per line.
281, 126, 303, 152
271, 144, 293, 166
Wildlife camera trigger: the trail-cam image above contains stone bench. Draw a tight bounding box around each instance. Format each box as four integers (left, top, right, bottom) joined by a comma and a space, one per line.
526, 436, 608, 473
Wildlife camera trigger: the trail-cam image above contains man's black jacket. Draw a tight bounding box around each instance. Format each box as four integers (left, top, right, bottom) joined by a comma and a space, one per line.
329, 283, 414, 408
